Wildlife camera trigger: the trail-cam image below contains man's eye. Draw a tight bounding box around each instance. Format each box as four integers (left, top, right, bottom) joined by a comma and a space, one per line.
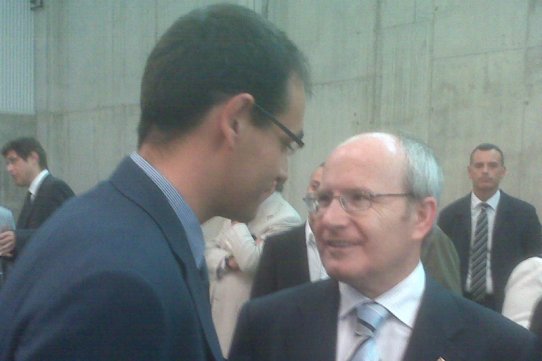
348, 193, 369, 205
317, 194, 332, 206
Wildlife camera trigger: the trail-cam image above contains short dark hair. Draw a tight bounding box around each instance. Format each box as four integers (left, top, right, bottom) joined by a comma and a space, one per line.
138, 3, 311, 146
469, 143, 504, 165
2, 137, 48, 169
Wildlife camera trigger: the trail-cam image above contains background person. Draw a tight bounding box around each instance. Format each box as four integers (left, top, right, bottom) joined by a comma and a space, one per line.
438, 143, 542, 311
206, 188, 301, 357
251, 164, 327, 299
0, 137, 74, 264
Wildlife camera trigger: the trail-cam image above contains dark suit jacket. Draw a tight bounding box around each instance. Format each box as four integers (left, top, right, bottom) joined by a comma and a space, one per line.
530, 298, 542, 342
0, 158, 222, 361
250, 224, 310, 298
15, 173, 75, 254
229, 277, 541, 361
438, 191, 542, 311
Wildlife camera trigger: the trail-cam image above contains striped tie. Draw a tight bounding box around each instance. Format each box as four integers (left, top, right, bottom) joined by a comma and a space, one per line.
351, 302, 389, 361
469, 203, 489, 302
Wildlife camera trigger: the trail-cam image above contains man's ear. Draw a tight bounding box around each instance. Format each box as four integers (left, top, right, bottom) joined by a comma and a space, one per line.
28, 151, 40, 166
412, 197, 438, 242
218, 93, 255, 147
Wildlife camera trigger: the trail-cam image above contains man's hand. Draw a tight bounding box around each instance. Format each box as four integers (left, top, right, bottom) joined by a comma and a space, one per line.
0, 230, 16, 257
226, 255, 240, 271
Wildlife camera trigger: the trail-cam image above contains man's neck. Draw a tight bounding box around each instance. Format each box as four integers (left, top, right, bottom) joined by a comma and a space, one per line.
472, 189, 498, 202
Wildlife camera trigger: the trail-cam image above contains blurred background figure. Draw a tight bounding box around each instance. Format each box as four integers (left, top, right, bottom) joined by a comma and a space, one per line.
0, 137, 74, 277
0, 206, 15, 286
205, 185, 302, 357
439, 143, 541, 311
251, 163, 327, 299
502, 256, 542, 329
420, 224, 461, 294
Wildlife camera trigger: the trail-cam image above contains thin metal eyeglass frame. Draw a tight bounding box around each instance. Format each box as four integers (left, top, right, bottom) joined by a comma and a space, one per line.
304, 192, 413, 214
253, 102, 304, 150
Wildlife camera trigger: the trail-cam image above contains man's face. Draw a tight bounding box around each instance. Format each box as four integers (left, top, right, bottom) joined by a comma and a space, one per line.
227, 75, 306, 223
307, 166, 323, 226
314, 135, 426, 297
4, 150, 39, 187
468, 149, 506, 197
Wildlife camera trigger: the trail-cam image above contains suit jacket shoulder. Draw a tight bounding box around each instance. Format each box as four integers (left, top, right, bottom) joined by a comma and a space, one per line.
404, 277, 541, 361
0, 157, 222, 361
251, 224, 310, 298
15, 174, 75, 253
231, 279, 339, 361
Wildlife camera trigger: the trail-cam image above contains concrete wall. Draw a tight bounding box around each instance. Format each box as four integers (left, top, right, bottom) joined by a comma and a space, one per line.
8, 0, 540, 222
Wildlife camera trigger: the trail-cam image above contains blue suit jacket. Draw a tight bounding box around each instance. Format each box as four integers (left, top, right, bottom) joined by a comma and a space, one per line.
0, 157, 222, 361
438, 191, 542, 311
229, 277, 541, 361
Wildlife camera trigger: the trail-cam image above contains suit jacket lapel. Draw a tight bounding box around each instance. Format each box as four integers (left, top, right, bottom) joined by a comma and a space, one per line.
454, 195, 472, 283
402, 277, 466, 361
287, 279, 339, 361
110, 157, 222, 361
289, 225, 310, 283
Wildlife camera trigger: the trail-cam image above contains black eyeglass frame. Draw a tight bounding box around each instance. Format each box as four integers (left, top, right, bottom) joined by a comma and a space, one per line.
252, 102, 305, 151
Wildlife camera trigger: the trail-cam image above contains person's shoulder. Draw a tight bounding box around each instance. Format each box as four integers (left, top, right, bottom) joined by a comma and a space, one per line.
265, 224, 305, 243
500, 191, 538, 212
249, 278, 336, 309
447, 288, 535, 340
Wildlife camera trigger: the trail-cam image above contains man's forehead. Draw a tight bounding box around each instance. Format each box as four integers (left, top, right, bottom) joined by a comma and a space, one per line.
471, 149, 502, 163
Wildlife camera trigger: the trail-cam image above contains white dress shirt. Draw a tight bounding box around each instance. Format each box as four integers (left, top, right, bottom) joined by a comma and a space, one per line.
467, 191, 500, 293
28, 169, 49, 201
305, 221, 328, 282
336, 263, 426, 361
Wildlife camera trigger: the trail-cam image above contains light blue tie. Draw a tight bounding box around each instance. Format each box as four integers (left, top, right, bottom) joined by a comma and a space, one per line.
351, 302, 389, 361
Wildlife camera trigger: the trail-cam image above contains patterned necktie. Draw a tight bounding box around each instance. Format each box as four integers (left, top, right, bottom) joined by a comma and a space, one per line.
469, 203, 489, 301
351, 302, 389, 361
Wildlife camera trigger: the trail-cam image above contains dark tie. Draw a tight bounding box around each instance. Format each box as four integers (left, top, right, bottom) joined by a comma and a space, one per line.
351, 302, 389, 361
469, 203, 489, 301
16, 191, 33, 228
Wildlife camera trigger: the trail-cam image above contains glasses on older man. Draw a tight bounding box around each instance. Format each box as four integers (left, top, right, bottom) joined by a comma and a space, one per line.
253, 102, 304, 154
303, 190, 413, 214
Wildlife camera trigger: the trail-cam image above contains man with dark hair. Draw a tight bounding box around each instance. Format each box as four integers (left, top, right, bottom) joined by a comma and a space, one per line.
0, 4, 310, 361
230, 133, 540, 361
438, 143, 541, 312
0, 137, 74, 263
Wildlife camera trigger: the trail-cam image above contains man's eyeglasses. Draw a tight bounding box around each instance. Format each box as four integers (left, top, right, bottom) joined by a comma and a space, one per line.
253, 102, 304, 153
303, 190, 413, 214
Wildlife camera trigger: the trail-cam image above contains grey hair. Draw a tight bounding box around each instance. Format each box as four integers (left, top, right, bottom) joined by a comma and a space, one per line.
397, 134, 443, 203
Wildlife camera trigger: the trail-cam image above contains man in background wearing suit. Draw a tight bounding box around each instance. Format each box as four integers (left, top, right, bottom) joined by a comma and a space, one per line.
230, 133, 540, 361
250, 164, 327, 299
0, 137, 74, 262
0, 4, 310, 361
438, 143, 541, 312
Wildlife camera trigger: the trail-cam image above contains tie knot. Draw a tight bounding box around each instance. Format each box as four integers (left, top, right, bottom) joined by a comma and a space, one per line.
356, 302, 389, 333
480, 202, 489, 210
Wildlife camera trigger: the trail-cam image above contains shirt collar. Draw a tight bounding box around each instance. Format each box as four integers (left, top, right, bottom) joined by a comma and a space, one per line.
339, 262, 426, 328
29, 169, 49, 197
471, 189, 500, 211
305, 221, 315, 246
130, 152, 205, 268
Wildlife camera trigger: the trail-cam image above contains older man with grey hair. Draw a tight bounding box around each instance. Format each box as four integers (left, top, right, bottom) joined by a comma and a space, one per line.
229, 132, 540, 361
